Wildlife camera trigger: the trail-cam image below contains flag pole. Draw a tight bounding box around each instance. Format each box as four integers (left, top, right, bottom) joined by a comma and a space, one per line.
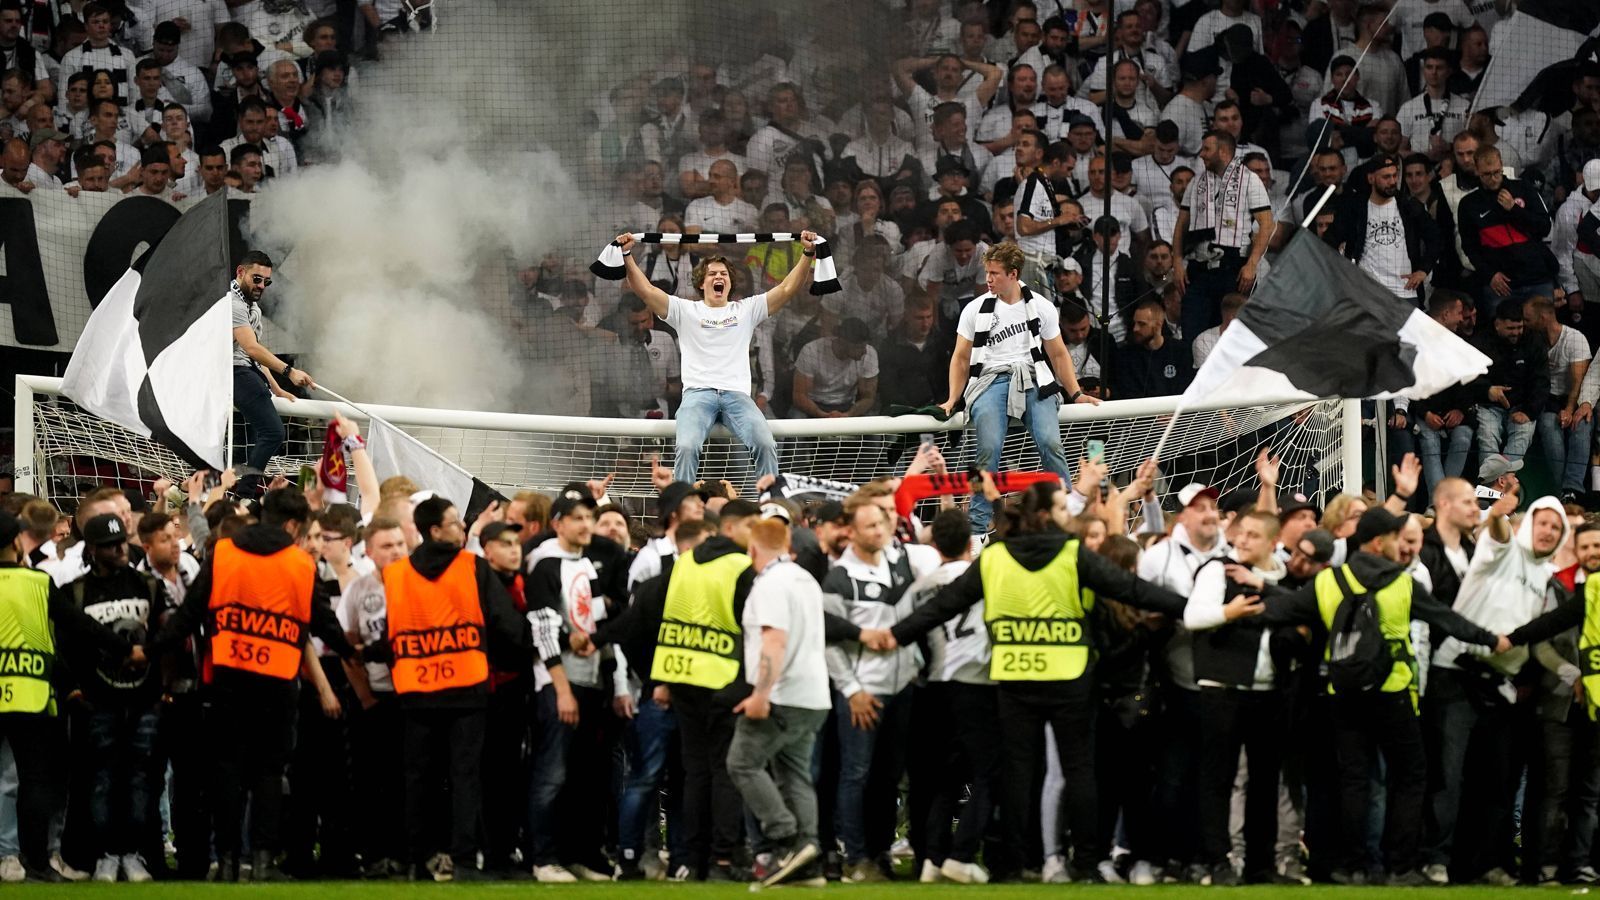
1150, 185, 1338, 465
312, 383, 477, 482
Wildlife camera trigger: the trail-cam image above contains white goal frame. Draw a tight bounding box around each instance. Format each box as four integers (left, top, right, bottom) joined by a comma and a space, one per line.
13, 374, 1362, 507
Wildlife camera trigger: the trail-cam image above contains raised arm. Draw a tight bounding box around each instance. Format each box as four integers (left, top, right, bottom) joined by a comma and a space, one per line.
333, 413, 381, 519
763, 230, 818, 314
968, 58, 1003, 108
616, 232, 672, 318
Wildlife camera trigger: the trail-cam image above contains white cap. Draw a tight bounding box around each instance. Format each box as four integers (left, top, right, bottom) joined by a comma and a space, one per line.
1585, 159, 1600, 193
1058, 256, 1082, 274
1177, 483, 1220, 507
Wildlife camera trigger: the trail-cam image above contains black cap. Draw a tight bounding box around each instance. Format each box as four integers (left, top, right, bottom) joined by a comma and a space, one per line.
1217, 488, 1254, 515
225, 49, 259, 67
1278, 492, 1320, 520
1351, 507, 1407, 548
153, 20, 181, 44
1064, 112, 1097, 131
1422, 11, 1456, 31
1179, 47, 1223, 81
1369, 152, 1401, 172
550, 485, 598, 520
658, 481, 709, 524
83, 513, 129, 546
934, 156, 971, 178
480, 521, 522, 545
1329, 54, 1357, 72
0, 512, 19, 548
140, 144, 170, 167
1298, 528, 1336, 563
720, 499, 762, 520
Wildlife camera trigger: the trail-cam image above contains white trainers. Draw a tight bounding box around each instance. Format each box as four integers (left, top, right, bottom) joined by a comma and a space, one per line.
425, 853, 453, 882
1041, 854, 1070, 884
52, 853, 89, 882
93, 854, 119, 883
1098, 860, 1126, 884
940, 859, 990, 884
1423, 863, 1449, 885
1130, 860, 1157, 886
569, 863, 611, 882
919, 859, 944, 883
534, 864, 578, 883
0, 855, 23, 883
121, 854, 153, 883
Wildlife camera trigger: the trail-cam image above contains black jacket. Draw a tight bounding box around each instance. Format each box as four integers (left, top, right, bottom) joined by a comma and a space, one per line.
877, 327, 953, 411
1417, 526, 1475, 610
1457, 177, 1557, 288
1257, 551, 1498, 649
1470, 326, 1550, 417
150, 522, 356, 694
1108, 336, 1194, 400
525, 530, 631, 617
1071, 244, 1146, 337
1324, 192, 1442, 283
54, 565, 169, 708
889, 531, 1187, 694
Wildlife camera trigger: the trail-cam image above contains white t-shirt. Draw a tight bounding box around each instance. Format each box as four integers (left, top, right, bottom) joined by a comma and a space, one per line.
684, 195, 759, 234
823, 274, 904, 334
678, 149, 747, 181
742, 560, 830, 710
1395, 91, 1469, 155
1547, 325, 1591, 397
341, 572, 392, 693
1391, 0, 1474, 59
796, 338, 879, 408
957, 293, 1062, 369
1189, 10, 1264, 55
1359, 199, 1412, 297
905, 83, 981, 149
1012, 173, 1059, 257
1161, 93, 1210, 155
664, 293, 769, 394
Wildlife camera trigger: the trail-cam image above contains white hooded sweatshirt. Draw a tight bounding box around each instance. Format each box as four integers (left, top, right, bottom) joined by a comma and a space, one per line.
1435, 494, 1570, 678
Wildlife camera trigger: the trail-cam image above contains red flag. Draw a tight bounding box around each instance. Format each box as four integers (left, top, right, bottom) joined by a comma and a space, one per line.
319, 422, 348, 492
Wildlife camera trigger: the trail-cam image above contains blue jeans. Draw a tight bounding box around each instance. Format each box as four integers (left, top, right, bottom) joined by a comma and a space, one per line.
526, 684, 573, 867
1476, 405, 1536, 463
617, 698, 677, 860
1416, 422, 1474, 492
87, 704, 163, 856
233, 366, 285, 473
1538, 411, 1593, 493
673, 388, 779, 484
1476, 280, 1555, 322
833, 688, 913, 864
968, 375, 1070, 533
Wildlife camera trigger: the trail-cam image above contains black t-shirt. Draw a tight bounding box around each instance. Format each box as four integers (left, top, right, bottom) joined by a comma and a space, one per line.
54, 566, 170, 708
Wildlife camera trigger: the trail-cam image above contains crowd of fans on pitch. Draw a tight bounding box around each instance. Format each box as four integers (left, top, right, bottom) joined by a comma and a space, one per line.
1, 410, 1599, 888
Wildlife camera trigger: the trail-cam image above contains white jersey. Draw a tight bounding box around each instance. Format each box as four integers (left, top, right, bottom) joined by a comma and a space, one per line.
905, 560, 992, 685
341, 572, 392, 693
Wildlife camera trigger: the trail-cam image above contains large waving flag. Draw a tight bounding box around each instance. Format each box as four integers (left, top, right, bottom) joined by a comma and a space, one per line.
1181, 230, 1491, 408
61, 191, 233, 469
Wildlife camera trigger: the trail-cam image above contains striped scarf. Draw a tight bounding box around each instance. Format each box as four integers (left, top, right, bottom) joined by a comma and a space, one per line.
962, 284, 1060, 408
592, 232, 840, 295
1188, 157, 1255, 251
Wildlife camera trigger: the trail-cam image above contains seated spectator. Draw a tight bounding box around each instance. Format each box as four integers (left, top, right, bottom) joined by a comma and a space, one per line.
826, 236, 904, 335
1412, 290, 1476, 494
678, 110, 746, 200
1192, 290, 1246, 369
600, 295, 681, 419
685, 158, 758, 234
133, 142, 175, 197
1524, 296, 1591, 504
876, 293, 951, 412
912, 218, 987, 327
841, 95, 917, 181
1108, 296, 1192, 399
745, 204, 801, 292
1471, 301, 1548, 467
25, 127, 64, 188
1058, 298, 1110, 382
792, 317, 878, 418
264, 59, 307, 152
836, 179, 903, 265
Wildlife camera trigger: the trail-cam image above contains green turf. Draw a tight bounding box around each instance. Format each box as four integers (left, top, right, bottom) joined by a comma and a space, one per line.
0, 884, 1543, 897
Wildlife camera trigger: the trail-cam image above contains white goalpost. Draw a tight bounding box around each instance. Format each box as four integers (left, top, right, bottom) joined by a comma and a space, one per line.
14, 374, 1362, 516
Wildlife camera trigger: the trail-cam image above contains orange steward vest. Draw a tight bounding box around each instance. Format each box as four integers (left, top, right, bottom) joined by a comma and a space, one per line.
209, 539, 315, 680
385, 551, 489, 693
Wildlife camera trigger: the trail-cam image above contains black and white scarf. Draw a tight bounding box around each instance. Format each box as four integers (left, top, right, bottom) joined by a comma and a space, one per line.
1188, 157, 1254, 250
592, 232, 840, 295
961, 284, 1060, 409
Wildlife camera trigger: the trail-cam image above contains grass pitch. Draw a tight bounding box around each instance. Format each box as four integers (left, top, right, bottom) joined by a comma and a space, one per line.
0, 883, 1545, 898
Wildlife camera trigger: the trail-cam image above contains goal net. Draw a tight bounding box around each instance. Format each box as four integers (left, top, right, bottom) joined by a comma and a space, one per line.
17, 375, 1356, 520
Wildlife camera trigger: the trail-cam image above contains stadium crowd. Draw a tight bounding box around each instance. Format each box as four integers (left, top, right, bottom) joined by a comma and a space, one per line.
5, 412, 1600, 888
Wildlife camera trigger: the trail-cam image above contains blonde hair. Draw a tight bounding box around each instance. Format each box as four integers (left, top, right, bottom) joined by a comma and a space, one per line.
1321, 494, 1365, 536
984, 242, 1025, 275
378, 475, 419, 501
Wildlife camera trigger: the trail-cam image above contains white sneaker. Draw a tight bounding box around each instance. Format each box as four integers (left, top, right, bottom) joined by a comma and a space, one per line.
1041, 854, 1070, 884
940, 859, 990, 884
121, 854, 153, 883
0, 855, 23, 883
425, 853, 453, 882
1130, 860, 1156, 886
1098, 860, 1126, 884
1423, 863, 1449, 885
534, 864, 578, 883
93, 854, 119, 883
920, 859, 944, 883
52, 853, 90, 882
569, 863, 611, 882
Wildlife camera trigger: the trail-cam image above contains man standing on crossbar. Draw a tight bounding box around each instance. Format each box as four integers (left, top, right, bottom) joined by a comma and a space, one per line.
615, 230, 818, 484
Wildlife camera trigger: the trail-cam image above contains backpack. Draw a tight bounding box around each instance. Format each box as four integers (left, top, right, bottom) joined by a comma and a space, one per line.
1325, 566, 1393, 695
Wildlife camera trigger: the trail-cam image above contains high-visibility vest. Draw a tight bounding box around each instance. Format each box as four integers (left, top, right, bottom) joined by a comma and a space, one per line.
1313, 564, 1418, 697
651, 550, 748, 689
385, 551, 489, 693
209, 539, 314, 680
0, 567, 56, 714
981, 540, 1094, 681
1577, 578, 1600, 721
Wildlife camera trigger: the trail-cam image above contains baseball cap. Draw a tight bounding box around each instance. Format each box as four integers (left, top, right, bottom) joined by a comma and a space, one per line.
83, 513, 128, 546
1478, 453, 1523, 484
28, 127, 66, 149
1179, 47, 1223, 81
1278, 492, 1320, 520
1422, 11, 1456, 31
1297, 528, 1336, 564
480, 521, 522, 545
934, 157, 971, 179
1058, 256, 1083, 274
760, 499, 798, 524
1584, 159, 1600, 193
1177, 483, 1220, 508
658, 481, 709, 523
1218, 488, 1255, 516
1064, 112, 1098, 132
1351, 507, 1406, 547
0, 512, 19, 548
550, 485, 598, 520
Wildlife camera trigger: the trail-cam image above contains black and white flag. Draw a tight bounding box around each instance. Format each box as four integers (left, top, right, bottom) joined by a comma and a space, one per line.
61, 190, 233, 470
366, 417, 504, 522
1182, 230, 1490, 408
